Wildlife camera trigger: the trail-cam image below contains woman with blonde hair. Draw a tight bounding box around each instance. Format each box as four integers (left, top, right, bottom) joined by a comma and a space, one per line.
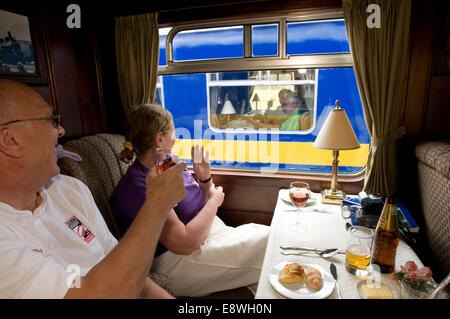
113, 104, 269, 297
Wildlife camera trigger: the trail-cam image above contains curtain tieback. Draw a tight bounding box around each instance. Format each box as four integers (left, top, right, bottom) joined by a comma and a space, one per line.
371, 126, 406, 147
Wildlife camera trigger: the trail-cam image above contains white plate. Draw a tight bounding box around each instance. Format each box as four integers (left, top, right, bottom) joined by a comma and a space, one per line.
280, 189, 318, 207
269, 261, 335, 299
356, 278, 399, 299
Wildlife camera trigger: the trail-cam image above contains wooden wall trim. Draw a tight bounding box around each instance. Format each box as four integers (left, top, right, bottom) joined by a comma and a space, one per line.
158, 0, 342, 26
402, 0, 435, 138
424, 76, 450, 136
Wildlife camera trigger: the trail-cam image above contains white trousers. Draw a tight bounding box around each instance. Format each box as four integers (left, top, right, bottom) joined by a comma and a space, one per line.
151, 216, 270, 297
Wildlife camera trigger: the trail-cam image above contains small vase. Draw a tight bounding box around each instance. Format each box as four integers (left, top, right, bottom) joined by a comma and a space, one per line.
400, 277, 437, 299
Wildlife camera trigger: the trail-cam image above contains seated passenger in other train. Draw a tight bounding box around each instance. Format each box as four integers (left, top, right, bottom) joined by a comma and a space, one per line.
112, 104, 270, 297
249, 90, 312, 130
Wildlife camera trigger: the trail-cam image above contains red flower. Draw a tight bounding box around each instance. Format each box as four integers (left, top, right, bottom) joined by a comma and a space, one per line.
398, 261, 432, 284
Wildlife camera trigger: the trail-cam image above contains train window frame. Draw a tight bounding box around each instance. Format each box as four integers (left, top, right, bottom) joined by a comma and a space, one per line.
155, 75, 165, 107
157, 10, 368, 179
158, 11, 353, 76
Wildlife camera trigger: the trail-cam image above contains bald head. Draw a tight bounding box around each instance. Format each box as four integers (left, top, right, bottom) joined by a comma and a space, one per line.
0, 80, 50, 124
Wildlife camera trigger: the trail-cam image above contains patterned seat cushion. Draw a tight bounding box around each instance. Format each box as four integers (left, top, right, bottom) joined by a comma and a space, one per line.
416, 140, 450, 178
59, 134, 128, 239
416, 140, 450, 281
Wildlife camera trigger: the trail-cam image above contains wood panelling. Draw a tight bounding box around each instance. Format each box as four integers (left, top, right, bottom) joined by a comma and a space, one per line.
1, 0, 107, 140
158, 0, 342, 26
44, 1, 84, 138
42, 0, 106, 140
431, 0, 450, 76
424, 76, 450, 136
401, 0, 449, 139
402, 0, 435, 138
219, 209, 274, 228
398, 0, 449, 242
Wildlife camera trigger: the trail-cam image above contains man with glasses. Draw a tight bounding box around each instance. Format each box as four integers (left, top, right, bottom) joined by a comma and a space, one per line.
0, 79, 187, 298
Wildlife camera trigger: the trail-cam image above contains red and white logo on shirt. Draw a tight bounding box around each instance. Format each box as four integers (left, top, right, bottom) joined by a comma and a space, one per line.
65, 216, 95, 243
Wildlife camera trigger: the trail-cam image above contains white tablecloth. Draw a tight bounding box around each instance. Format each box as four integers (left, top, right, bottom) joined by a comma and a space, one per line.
255, 189, 423, 299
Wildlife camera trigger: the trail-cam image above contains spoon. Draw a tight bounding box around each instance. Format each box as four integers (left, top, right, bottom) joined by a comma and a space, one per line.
280, 247, 342, 258
319, 248, 341, 258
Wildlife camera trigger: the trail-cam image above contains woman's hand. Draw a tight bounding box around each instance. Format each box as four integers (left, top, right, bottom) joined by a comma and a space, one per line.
191, 144, 211, 182
207, 184, 225, 208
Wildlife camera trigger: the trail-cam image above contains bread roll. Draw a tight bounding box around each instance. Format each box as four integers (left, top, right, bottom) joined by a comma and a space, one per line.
306, 274, 323, 290
279, 263, 305, 284
305, 267, 321, 277
305, 267, 323, 290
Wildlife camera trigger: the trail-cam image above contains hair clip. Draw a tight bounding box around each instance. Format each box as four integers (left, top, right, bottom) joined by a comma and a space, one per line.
123, 141, 134, 152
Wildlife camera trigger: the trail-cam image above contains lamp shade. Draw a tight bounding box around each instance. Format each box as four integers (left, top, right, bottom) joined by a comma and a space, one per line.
221, 99, 236, 115
313, 107, 360, 150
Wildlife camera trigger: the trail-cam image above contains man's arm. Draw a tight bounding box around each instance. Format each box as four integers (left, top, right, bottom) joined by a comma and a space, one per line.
139, 277, 174, 299
64, 162, 187, 299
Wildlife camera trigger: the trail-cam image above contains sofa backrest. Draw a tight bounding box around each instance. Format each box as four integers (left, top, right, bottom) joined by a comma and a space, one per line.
58, 134, 131, 239
415, 140, 450, 282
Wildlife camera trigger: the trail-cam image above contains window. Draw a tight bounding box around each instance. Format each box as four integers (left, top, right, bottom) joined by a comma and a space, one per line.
154, 75, 164, 106
252, 24, 278, 57
173, 26, 244, 61
158, 15, 369, 174
286, 19, 350, 55
208, 69, 317, 133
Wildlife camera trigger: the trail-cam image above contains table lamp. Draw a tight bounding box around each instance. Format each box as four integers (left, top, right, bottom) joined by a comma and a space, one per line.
221, 93, 236, 126
313, 100, 360, 204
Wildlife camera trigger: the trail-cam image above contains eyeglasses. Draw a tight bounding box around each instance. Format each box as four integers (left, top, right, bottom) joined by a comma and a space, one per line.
0, 114, 61, 128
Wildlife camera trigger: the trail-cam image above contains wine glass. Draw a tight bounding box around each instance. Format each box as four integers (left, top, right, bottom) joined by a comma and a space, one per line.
154, 147, 180, 208
289, 181, 311, 232
154, 147, 179, 175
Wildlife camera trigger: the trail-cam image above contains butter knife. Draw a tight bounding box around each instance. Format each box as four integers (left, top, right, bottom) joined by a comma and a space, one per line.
330, 263, 342, 299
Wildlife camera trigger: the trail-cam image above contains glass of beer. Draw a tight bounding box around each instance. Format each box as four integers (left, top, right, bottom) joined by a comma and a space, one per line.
289, 181, 311, 233
155, 147, 179, 175
345, 226, 374, 277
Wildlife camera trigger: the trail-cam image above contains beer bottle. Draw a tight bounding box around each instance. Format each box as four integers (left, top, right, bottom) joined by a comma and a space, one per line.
371, 196, 399, 273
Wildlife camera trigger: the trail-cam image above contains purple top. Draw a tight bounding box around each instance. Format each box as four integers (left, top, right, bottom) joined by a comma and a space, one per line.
113, 159, 205, 256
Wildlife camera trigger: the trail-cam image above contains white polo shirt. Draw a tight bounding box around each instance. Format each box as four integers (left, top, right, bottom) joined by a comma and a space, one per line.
0, 175, 118, 298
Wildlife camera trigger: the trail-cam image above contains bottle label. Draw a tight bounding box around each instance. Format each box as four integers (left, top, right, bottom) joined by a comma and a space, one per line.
377, 207, 398, 232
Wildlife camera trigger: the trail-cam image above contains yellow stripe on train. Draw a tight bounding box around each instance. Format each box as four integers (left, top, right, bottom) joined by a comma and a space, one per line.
173, 139, 369, 167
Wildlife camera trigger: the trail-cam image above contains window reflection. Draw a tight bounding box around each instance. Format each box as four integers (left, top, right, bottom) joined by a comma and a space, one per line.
209, 69, 316, 131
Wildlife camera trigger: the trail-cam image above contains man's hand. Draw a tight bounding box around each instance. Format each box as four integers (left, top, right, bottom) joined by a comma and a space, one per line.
145, 161, 187, 210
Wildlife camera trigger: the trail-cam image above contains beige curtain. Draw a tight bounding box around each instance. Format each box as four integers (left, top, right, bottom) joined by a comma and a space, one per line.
342, 0, 411, 196
115, 12, 159, 116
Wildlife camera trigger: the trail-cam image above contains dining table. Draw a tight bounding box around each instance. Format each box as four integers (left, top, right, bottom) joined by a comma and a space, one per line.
255, 189, 424, 299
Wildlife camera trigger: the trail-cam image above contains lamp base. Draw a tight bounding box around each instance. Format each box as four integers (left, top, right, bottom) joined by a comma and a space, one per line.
321, 189, 346, 205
